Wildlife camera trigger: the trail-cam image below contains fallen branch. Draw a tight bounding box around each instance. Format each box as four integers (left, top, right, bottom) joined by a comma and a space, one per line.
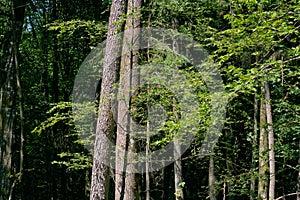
275, 192, 299, 200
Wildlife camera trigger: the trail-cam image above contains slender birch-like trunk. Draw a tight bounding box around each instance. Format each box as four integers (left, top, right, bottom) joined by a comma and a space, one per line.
265, 81, 275, 199
258, 85, 268, 200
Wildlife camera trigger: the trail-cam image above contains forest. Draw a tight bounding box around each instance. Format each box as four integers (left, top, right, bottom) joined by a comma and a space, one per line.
0, 0, 300, 200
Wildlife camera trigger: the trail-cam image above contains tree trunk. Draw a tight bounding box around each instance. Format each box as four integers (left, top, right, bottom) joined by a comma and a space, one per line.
0, 28, 15, 200
258, 85, 268, 200
251, 92, 258, 200
145, 120, 150, 200
0, 1, 26, 199
170, 32, 184, 200
174, 141, 184, 200
209, 153, 216, 200
49, 1, 59, 198
174, 95, 183, 200
297, 148, 300, 200
265, 81, 275, 200
115, 0, 141, 199
90, 0, 127, 199
14, 24, 25, 200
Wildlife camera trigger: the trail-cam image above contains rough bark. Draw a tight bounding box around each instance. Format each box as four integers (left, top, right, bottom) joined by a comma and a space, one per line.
265, 81, 275, 200
115, 0, 141, 199
258, 85, 268, 200
90, 0, 127, 199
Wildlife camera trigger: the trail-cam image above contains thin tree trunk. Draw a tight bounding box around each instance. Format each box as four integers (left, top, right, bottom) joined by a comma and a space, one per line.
146, 117, 150, 200
90, 0, 127, 199
171, 35, 184, 200
258, 85, 268, 200
265, 81, 275, 199
14, 30, 25, 200
174, 141, 184, 200
209, 153, 216, 200
297, 146, 300, 200
50, 1, 59, 199
251, 93, 258, 200
173, 82, 183, 200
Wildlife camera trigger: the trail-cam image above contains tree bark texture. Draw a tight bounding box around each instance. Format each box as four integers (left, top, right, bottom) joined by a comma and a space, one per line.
115, 0, 141, 199
90, 0, 127, 199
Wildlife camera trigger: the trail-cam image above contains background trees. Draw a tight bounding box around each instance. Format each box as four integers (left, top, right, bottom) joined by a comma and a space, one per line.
1, 0, 26, 199
0, 0, 299, 199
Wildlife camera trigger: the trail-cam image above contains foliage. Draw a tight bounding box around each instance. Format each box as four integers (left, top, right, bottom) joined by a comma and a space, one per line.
1, 0, 299, 199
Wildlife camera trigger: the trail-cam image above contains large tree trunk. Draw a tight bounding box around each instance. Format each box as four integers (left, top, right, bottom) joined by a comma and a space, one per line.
265, 81, 275, 199
258, 85, 268, 200
90, 0, 127, 199
115, 0, 141, 199
0, 1, 26, 199
0, 28, 15, 200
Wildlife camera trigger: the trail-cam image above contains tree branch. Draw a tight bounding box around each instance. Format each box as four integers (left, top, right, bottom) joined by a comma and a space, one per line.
275, 192, 299, 200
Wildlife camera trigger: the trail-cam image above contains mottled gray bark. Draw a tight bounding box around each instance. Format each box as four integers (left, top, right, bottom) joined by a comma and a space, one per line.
115, 0, 141, 199
90, 0, 127, 199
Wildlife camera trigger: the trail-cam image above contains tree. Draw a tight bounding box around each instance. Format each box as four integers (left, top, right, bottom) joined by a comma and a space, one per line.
0, 0, 26, 199
258, 84, 268, 200
0, 0, 299, 199
115, 0, 141, 199
90, 0, 127, 199
265, 78, 275, 200
208, 153, 216, 200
